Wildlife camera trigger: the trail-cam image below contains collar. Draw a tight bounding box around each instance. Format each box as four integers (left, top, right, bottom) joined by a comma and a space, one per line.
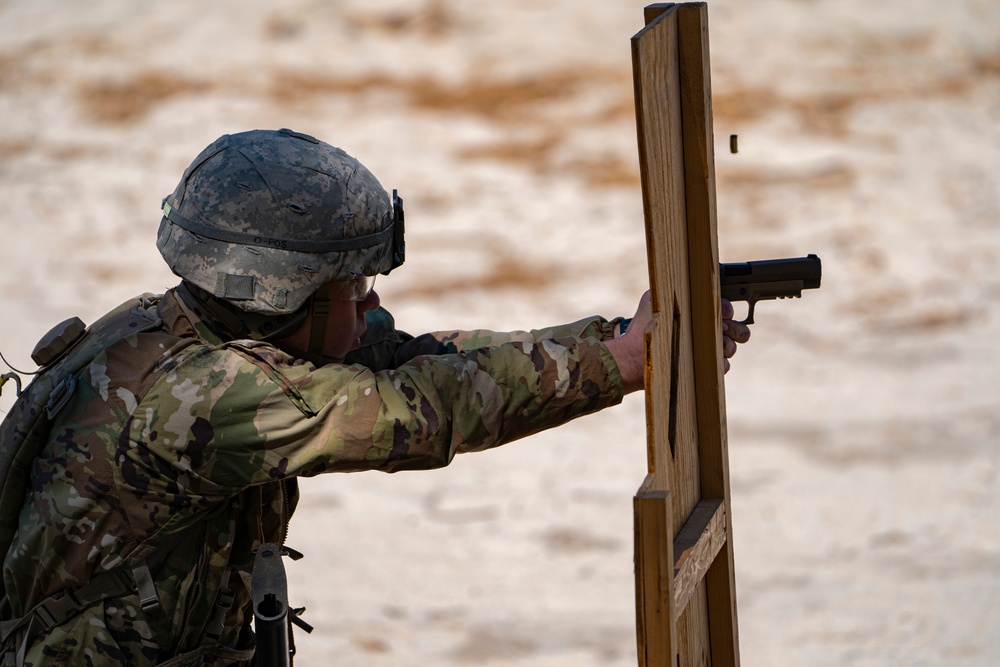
158, 285, 228, 345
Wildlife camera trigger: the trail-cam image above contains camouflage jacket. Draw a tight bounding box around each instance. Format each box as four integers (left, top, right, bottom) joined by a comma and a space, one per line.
0, 285, 625, 665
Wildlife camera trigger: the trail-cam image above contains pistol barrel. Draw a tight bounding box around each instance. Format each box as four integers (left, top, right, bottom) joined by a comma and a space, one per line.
720, 254, 822, 290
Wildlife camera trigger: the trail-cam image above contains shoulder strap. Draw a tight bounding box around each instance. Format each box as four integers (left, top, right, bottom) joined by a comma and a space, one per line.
0, 297, 163, 561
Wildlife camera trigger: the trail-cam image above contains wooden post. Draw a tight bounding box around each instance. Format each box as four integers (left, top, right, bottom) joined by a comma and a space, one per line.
631, 4, 740, 666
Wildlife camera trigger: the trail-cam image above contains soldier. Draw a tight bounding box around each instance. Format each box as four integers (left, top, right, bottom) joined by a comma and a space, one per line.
0, 129, 749, 665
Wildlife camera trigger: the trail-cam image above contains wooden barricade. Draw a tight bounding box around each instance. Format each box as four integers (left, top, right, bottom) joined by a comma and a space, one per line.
631, 4, 741, 666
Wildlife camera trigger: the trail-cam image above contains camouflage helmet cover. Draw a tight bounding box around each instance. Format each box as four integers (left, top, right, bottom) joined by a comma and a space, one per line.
156, 128, 404, 315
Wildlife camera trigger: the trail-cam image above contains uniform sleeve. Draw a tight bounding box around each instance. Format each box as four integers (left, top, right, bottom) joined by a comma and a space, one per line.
345, 306, 627, 369
134, 333, 625, 493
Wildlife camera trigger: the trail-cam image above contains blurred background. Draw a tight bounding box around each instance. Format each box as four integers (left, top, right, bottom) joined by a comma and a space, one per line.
0, 0, 997, 664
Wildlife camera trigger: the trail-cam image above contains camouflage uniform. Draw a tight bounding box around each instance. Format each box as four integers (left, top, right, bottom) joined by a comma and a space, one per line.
0, 282, 625, 665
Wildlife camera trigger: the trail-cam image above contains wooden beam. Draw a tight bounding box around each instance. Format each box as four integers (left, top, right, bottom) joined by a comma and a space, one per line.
677, 0, 726, 508
634, 475, 675, 667
675, 6, 741, 664
644, 3, 675, 24
671, 499, 726, 622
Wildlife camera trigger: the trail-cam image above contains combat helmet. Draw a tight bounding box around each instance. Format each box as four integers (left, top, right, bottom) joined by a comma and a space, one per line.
156, 128, 404, 318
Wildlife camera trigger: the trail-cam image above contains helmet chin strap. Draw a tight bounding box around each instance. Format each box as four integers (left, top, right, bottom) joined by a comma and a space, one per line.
308, 288, 332, 357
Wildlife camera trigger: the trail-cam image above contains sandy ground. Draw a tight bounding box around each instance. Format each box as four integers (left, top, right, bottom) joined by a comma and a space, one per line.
1, 0, 998, 665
